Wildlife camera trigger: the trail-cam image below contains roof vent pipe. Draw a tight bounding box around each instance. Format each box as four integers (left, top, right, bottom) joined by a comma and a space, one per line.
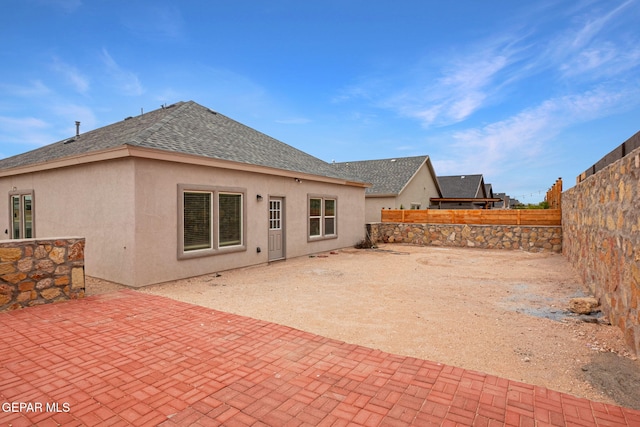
75, 121, 80, 137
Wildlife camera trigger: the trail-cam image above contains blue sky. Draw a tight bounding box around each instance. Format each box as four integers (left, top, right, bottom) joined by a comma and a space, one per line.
1, 1, 639, 203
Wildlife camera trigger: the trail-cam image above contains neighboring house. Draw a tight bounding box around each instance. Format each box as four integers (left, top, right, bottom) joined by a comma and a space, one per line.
331, 156, 442, 222
494, 192, 511, 209
484, 183, 496, 209
484, 183, 494, 199
432, 174, 501, 209
0, 101, 367, 287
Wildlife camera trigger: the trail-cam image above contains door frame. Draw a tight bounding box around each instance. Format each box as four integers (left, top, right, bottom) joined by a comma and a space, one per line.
268, 196, 285, 261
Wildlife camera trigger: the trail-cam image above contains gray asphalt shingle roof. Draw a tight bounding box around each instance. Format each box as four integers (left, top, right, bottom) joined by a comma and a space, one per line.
437, 174, 485, 198
0, 101, 357, 181
331, 156, 429, 195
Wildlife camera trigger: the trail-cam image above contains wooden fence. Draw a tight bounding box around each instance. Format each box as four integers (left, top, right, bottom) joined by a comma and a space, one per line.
381, 209, 562, 226
546, 178, 562, 209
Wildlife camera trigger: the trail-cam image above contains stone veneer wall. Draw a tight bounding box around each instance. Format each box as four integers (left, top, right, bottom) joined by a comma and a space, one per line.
0, 238, 85, 312
367, 223, 562, 253
562, 147, 640, 355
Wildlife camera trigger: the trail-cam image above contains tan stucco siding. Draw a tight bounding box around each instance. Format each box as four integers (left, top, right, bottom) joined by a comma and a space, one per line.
364, 197, 396, 222
0, 159, 137, 285
364, 163, 440, 223
1, 157, 365, 287
396, 164, 440, 210
131, 158, 365, 287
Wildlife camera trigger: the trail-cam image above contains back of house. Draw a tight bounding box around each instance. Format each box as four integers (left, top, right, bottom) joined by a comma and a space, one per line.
0, 101, 367, 287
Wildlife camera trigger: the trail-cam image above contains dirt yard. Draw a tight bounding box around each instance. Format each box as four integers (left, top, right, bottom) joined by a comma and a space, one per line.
86, 244, 640, 410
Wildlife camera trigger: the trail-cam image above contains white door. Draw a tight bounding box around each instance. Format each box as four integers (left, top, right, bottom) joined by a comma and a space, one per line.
268, 197, 284, 260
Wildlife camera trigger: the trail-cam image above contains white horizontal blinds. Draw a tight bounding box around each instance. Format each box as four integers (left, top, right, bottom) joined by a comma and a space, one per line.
219, 193, 242, 247
11, 195, 20, 239
309, 198, 322, 236
183, 191, 212, 251
324, 199, 335, 235
23, 195, 33, 238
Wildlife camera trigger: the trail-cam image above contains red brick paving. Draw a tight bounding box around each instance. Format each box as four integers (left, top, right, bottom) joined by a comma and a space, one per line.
1, 290, 639, 426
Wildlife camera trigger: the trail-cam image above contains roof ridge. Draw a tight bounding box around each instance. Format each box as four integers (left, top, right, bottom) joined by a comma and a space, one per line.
333, 154, 428, 165
126, 101, 190, 147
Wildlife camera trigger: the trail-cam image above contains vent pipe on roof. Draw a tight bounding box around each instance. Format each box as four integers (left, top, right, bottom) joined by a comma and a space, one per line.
75, 121, 80, 137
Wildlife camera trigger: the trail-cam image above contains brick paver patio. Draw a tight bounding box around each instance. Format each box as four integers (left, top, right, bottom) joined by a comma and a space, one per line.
1, 290, 639, 426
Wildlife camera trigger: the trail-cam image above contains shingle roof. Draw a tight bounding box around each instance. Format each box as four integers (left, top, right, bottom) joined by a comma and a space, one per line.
437, 174, 485, 198
331, 156, 430, 195
0, 101, 357, 181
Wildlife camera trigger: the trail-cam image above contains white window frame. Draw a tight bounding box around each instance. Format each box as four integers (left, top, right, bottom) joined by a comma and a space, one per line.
9, 189, 35, 239
307, 195, 337, 241
178, 184, 246, 259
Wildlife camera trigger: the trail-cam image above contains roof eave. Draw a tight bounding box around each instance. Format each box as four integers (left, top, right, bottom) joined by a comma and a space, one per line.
0, 144, 368, 188
0, 145, 132, 178
126, 146, 369, 187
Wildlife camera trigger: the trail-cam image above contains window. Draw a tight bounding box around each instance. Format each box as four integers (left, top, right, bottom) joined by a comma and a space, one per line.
308, 195, 337, 239
218, 193, 242, 247
178, 185, 245, 258
269, 199, 281, 230
183, 191, 212, 251
10, 190, 34, 239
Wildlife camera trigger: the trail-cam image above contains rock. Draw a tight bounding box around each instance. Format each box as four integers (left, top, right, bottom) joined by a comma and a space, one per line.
580, 315, 599, 323
569, 297, 599, 314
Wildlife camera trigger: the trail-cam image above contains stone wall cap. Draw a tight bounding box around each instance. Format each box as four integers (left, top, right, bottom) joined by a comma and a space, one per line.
0, 237, 85, 244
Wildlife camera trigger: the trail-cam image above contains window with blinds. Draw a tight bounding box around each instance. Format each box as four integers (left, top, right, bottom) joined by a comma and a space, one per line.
219, 193, 242, 247
183, 191, 212, 251
308, 196, 337, 239
178, 185, 246, 258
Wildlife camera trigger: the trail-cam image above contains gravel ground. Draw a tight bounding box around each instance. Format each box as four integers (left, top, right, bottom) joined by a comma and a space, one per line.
86, 244, 640, 409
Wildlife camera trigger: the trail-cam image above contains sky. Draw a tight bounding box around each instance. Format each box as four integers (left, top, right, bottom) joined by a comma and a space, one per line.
1, 1, 639, 203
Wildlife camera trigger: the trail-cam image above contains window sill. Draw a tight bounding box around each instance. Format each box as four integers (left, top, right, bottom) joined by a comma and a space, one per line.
307, 235, 338, 243
178, 245, 246, 260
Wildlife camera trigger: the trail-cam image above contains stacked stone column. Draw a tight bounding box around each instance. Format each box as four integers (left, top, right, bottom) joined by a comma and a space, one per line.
0, 238, 85, 311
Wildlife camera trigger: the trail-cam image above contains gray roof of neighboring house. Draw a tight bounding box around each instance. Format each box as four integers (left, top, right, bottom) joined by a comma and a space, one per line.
484, 183, 494, 198
437, 174, 485, 198
0, 101, 357, 182
331, 155, 437, 195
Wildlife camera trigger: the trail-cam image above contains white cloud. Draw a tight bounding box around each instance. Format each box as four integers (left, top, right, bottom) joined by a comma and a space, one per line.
0, 116, 53, 147
433, 85, 637, 176
51, 57, 90, 94
0, 80, 51, 97
50, 103, 98, 135
567, 0, 634, 50
549, 0, 640, 79
101, 49, 144, 96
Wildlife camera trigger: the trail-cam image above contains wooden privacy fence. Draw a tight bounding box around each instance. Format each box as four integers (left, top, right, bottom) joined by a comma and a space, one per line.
546, 178, 562, 209
381, 209, 562, 226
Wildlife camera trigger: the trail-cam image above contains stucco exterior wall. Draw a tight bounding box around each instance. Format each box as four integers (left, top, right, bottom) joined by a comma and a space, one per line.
365, 197, 396, 223
0, 159, 136, 285
562, 147, 640, 355
363, 163, 440, 223
131, 158, 365, 286
1, 157, 365, 287
396, 164, 440, 211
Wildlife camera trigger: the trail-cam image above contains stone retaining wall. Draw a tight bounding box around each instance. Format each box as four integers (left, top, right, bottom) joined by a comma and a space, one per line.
563, 146, 640, 355
367, 223, 562, 253
0, 238, 85, 312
